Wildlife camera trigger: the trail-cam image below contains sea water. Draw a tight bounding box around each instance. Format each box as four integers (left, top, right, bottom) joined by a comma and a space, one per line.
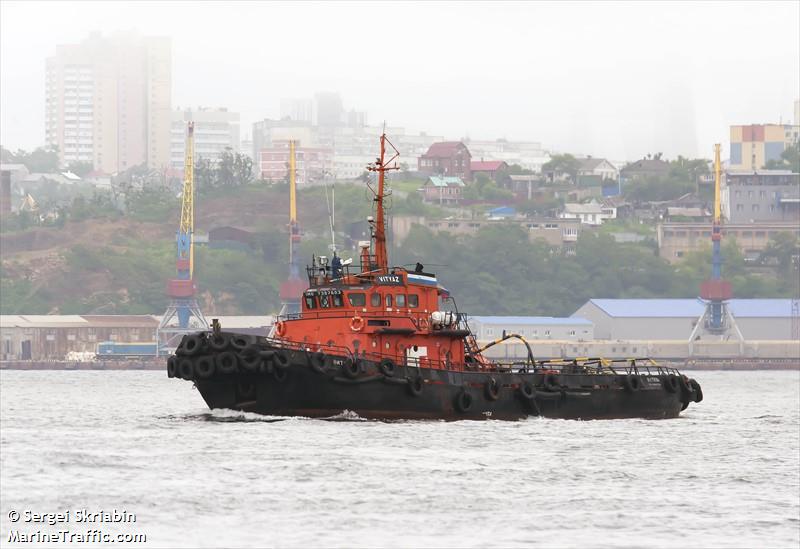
1, 370, 798, 548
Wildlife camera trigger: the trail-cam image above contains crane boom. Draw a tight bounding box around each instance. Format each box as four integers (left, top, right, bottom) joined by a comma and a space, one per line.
178, 122, 195, 278
714, 143, 721, 224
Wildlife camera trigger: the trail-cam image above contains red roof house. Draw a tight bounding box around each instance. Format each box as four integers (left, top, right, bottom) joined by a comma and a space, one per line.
418, 142, 472, 181
470, 160, 508, 180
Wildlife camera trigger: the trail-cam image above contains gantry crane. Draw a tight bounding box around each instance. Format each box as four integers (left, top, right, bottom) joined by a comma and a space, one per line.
157, 122, 209, 351
277, 140, 307, 318
690, 144, 743, 351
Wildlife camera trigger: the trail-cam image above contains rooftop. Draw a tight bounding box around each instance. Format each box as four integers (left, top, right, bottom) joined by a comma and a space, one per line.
579, 298, 796, 318
471, 160, 507, 171
422, 142, 468, 158
470, 316, 593, 326
426, 176, 465, 188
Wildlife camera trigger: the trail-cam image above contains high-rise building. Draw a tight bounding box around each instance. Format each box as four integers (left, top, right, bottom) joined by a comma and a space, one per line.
45, 32, 171, 174
729, 123, 799, 170
314, 92, 344, 127
170, 108, 240, 170
279, 98, 313, 123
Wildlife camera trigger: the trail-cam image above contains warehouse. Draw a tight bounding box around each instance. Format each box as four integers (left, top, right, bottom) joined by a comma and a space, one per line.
571, 299, 797, 341
468, 316, 594, 342
0, 315, 273, 360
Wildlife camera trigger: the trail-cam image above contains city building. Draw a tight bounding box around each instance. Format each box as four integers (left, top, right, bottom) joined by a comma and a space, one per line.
421, 176, 464, 204
279, 97, 313, 123
721, 170, 799, 223
572, 298, 796, 340
418, 142, 472, 180
462, 138, 549, 173
470, 160, 508, 181
620, 158, 670, 181
391, 215, 583, 253
729, 124, 800, 170
45, 31, 171, 173
315, 92, 345, 127
0, 315, 272, 360
656, 221, 800, 262
170, 107, 241, 170
468, 316, 594, 342
577, 157, 618, 180
258, 144, 333, 186
559, 200, 617, 226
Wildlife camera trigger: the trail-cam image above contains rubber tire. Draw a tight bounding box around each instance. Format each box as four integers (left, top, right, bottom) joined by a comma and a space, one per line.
273, 351, 290, 370
179, 334, 204, 357
309, 352, 327, 374
543, 373, 560, 392
273, 366, 288, 383
519, 381, 535, 400
623, 374, 641, 392
455, 389, 473, 413
215, 351, 239, 375
195, 356, 215, 379
690, 379, 704, 403
239, 345, 263, 373
408, 376, 424, 396
178, 358, 194, 380
662, 374, 679, 393
379, 358, 396, 377
208, 333, 231, 352
167, 356, 178, 378
485, 377, 501, 401
231, 334, 255, 352
342, 358, 360, 379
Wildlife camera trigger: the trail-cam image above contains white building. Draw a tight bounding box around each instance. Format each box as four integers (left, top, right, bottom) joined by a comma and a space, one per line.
463, 138, 550, 173
559, 200, 617, 226
170, 107, 240, 170
468, 316, 594, 342
577, 157, 619, 180
280, 98, 313, 123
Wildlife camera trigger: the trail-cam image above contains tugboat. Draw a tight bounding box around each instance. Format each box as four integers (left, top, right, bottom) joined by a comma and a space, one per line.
167, 133, 703, 420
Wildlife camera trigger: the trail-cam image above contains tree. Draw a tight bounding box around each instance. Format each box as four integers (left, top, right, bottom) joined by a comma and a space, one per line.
765, 140, 800, 172
542, 154, 581, 183
4, 146, 60, 172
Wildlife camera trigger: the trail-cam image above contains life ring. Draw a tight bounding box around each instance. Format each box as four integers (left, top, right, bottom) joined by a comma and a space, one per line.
623, 374, 641, 392
661, 374, 679, 393
178, 358, 195, 380
350, 316, 365, 332
408, 376, 424, 396
166, 356, 178, 378
455, 388, 473, 413
379, 358, 396, 377
194, 356, 215, 379
418, 317, 430, 331
215, 351, 239, 375
274, 321, 287, 338
485, 377, 501, 401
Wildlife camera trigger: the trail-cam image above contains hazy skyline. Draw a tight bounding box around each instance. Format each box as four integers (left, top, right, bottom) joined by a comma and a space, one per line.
1, 0, 798, 161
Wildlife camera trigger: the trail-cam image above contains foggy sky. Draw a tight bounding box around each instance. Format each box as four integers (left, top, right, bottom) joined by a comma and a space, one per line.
1, 1, 798, 161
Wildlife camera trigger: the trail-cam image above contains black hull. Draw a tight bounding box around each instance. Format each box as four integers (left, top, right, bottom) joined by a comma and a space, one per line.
171, 338, 699, 421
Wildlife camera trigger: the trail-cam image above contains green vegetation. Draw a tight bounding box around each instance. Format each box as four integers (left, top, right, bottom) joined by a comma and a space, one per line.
1, 145, 59, 172
765, 141, 800, 172
542, 154, 581, 182
195, 149, 254, 191
622, 156, 709, 202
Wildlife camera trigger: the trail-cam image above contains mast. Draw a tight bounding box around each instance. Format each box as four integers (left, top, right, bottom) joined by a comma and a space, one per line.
288, 140, 299, 277
366, 132, 399, 272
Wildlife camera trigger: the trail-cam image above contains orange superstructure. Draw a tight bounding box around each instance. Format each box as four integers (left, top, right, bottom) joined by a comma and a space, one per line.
273, 132, 487, 371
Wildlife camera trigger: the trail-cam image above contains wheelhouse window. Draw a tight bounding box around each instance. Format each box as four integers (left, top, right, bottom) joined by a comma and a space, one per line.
408, 294, 419, 308
319, 294, 331, 308
348, 293, 366, 307
371, 293, 381, 307
304, 295, 317, 309
332, 293, 344, 307
396, 294, 406, 308
385, 294, 393, 308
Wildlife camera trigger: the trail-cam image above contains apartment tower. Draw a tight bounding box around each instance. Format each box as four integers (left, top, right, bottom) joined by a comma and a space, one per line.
45, 32, 171, 174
